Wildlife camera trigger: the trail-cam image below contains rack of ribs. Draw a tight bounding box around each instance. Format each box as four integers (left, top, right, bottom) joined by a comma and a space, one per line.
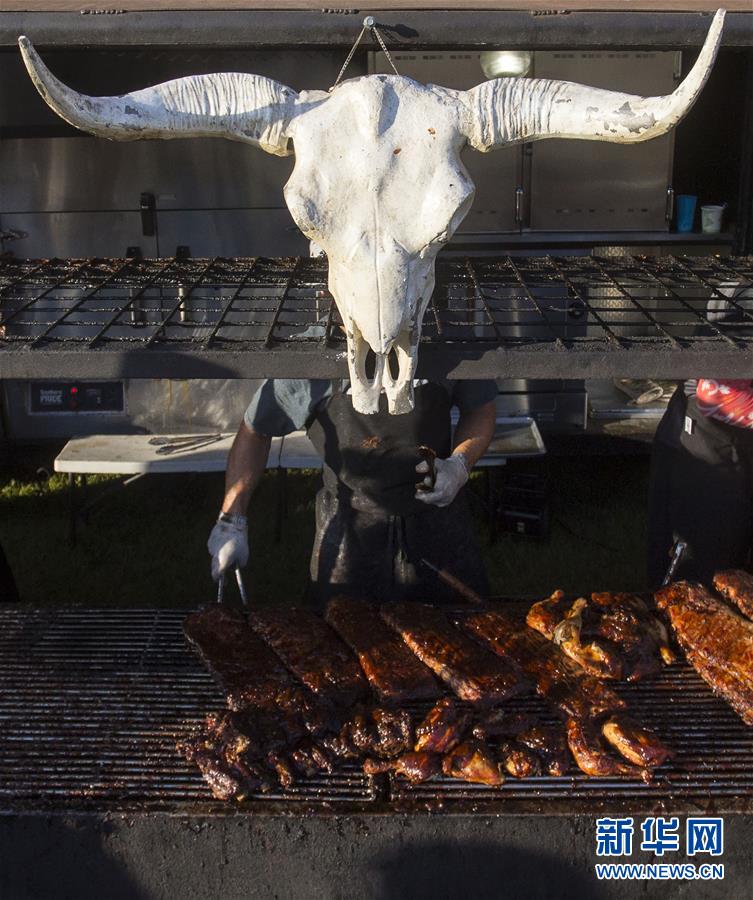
460, 609, 624, 719
249, 607, 368, 708
380, 601, 528, 703
325, 596, 440, 704
713, 570, 753, 621
183, 605, 294, 710
656, 580, 753, 725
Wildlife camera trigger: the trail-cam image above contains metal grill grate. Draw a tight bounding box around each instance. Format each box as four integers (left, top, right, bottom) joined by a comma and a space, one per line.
2, 255, 753, 380
1, 607, 752, 815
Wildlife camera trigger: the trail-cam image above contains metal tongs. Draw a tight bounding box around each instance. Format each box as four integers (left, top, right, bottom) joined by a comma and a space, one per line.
149, 433, 223, 455
217, 565, 249, 610
662, 540, 688, 587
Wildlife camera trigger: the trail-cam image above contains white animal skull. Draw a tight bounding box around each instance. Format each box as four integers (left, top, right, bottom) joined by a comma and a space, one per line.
19, 10, 724, 414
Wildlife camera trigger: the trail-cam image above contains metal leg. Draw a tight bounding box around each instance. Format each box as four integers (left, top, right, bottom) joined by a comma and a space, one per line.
68, 473, 78, 547
274, 467, 288, 544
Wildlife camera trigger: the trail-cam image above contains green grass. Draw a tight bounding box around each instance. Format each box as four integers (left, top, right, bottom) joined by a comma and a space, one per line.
0, 455, 650, 608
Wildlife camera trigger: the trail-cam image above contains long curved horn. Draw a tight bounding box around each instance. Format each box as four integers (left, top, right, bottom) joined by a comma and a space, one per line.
18, 36, 298, 156
462, 8, 724, 152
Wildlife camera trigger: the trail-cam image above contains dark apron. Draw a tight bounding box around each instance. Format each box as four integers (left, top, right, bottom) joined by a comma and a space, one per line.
647, 385, 753, 586
306, 382, 489, 605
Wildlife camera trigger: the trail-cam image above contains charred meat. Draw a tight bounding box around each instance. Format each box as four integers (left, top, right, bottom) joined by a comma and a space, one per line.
499, 741, 542, 778
415, 697, 470, 754
381, 602, 528, 703
601, 713, 672, 768
656, 581, 753, 725
714, 570, 753, 621
364, 751, 442, 783
325, 596, 440, 704
442, 739, 505, 786
460, 609, 625, 719
565, 717, 649, 781
249, 606, 368, 707
183, 605, 293, 710
516, 725, 570, 777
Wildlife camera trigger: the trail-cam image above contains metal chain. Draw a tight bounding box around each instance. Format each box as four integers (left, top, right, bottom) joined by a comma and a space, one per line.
330, 16, 399, 91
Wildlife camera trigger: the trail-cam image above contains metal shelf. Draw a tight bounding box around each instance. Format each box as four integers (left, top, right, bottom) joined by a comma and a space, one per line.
1, 254, 752, 381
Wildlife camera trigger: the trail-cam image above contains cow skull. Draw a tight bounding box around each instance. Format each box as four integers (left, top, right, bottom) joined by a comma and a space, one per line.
19, 10, 724, 413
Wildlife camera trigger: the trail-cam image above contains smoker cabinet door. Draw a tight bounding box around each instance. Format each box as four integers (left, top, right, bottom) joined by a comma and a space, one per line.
529, 51, 678, 232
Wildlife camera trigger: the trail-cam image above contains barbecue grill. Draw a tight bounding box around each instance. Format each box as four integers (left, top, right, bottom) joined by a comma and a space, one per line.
2, 603, 752, 898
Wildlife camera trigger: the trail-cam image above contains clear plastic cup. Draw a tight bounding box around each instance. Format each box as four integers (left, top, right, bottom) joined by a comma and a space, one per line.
701, 205, 725, 234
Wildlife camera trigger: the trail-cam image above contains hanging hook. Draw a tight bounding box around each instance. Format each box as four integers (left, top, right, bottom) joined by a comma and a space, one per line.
330, 16, 400, 91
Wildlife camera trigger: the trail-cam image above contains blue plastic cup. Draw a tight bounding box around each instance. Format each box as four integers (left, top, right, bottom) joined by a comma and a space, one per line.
676, 194, 697, 233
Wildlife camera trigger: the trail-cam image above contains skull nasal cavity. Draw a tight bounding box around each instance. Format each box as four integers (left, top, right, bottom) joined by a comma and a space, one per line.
364, 348, 377, 380
387, 346, 400, 380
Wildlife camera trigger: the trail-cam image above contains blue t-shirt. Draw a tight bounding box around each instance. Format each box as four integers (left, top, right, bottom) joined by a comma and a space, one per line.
244, 379, 498, 437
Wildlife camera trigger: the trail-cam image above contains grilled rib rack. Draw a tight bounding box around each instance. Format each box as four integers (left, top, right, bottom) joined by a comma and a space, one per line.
1, 255, 753, 380
2, 605, 752, 816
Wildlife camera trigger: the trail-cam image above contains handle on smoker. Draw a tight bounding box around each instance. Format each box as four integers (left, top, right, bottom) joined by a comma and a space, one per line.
662, 540, 687, 587
514, 186, 525, 226
665, 186, 675, 223
217, 566, 249, 608
140, 192, 156, 237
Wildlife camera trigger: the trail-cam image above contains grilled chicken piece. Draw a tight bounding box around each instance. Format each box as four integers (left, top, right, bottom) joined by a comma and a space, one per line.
460, 610, 625, 719
471, 709, 534, 741
325, 596, 440, 703
499, 741, 542, 778
381, 602, 528, 704
516, 725, 570, 777
415, 697, 470, 754
591, 592, 676, 669
565, 717, 648, 781
552, 597, 624, 680
656, 581, 753, 725
341, 707, 414, 759
363, 751, 442, 783
714, 570, 753, 621
442, 740, 505, 786
601, 714, 672, 768
183, 746, 248, 801
526, 590, 572, 640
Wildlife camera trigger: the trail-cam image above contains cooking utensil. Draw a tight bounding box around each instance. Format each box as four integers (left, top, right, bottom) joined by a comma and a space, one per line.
662, 540, 688, 587
149, 434, 222, 455
217, 565, 249, 609
420, 557, 484, 604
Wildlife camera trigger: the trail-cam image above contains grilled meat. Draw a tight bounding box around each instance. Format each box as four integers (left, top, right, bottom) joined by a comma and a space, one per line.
601, 714, 672, 768
363, 751, 442, 783
499, 741, 542, 778
471, 709, 534, 741
414, 697, 470, 754
460, 609, 624, 719
714, 570, 753, 621
339, 707, 414, 759
381, 602, 528, 703
442, 739, 505, 786
249, 607, 368, 707
565, 717, 649, 781
656, 581, 753, 725
516, 725, 570, 777
183, 605, 293, 710
591, 591, 675, 670
526, 590, 572, 640
325, 596, 440, 704
551, 597, 624, 680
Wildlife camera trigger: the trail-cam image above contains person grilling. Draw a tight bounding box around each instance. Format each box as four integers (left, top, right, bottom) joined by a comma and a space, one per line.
208, 377, 497, 605
648, 286, 753, 587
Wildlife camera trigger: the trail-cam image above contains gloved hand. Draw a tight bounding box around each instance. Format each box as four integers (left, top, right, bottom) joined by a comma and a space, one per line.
208, 513, 249, 582
415, 452, 469, 508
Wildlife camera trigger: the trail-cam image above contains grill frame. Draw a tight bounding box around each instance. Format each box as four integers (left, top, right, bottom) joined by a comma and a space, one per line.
2, 605, 753, 817
2, 254, 753, 381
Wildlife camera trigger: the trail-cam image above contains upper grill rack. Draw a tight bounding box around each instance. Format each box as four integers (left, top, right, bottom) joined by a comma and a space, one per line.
1, 254, 753, 380
2, 606, 753, 816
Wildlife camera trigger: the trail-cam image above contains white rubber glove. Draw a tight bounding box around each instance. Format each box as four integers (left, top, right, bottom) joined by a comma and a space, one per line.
208, 513, 249, 582
415, 452, 470, 508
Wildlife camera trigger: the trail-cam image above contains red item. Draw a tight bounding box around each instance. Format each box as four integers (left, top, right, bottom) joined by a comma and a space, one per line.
696, 379, 753, 429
